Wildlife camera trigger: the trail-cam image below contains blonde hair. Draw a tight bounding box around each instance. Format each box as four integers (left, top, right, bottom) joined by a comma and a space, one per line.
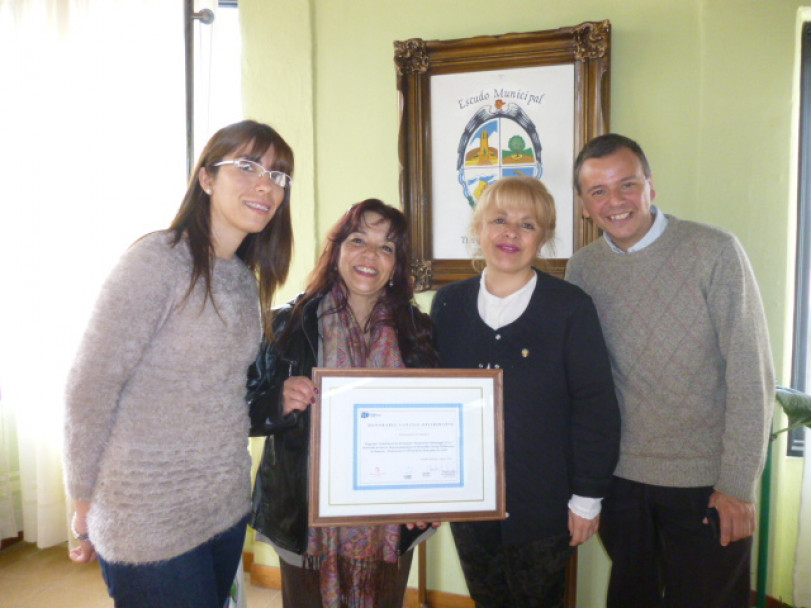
470, 176, 556, 268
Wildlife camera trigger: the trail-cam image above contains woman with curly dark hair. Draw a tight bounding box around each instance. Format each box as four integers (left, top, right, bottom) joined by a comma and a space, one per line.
248, 199, 439, 608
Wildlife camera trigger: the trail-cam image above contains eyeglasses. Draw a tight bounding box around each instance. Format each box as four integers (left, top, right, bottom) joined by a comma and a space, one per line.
213, 159, 293, 188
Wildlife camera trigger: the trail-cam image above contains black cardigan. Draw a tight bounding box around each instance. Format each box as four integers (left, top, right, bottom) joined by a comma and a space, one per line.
430, 270, 620, 544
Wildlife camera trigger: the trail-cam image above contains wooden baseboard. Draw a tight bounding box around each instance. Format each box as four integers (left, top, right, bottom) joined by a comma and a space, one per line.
247, 559, 282, 590
404, 588, 474, 608
242, 551, 254, 572
1, 532, 23, 550
749, 590, 788, 608
243, 553, 786, 608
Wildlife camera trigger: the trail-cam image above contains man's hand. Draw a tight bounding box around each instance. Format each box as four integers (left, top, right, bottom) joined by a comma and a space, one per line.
568, 510, 599, 546
706, 490, 756, 546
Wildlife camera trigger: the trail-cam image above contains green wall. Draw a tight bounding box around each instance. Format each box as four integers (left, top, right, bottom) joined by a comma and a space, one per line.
242, 0, 806, 604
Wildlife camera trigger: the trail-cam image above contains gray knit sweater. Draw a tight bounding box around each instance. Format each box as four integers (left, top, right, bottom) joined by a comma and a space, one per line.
64, 231, 260, 563
566, 216, 774, 502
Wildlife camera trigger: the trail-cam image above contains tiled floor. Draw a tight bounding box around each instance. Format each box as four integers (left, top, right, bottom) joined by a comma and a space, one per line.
0, 542, 283, 608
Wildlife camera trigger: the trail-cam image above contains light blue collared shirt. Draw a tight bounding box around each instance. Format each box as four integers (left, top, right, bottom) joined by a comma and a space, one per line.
604, 205, 668, 254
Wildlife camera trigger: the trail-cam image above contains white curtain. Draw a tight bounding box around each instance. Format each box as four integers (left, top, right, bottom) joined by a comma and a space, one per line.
0, 391, 22, 540
0, 0, 185, 547
796, 427, 811, 606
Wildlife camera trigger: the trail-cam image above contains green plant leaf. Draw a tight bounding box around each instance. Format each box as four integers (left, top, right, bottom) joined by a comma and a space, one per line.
776, 386, 811, 430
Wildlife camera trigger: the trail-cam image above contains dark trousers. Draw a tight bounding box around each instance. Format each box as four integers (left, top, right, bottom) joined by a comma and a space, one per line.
451, 520, 573, 608
600, 477, 753, 608
279, 549, 414, 608
98, 515, 249, 608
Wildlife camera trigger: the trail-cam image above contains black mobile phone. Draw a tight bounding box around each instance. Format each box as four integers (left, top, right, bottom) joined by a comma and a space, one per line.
705, 507, 721, 540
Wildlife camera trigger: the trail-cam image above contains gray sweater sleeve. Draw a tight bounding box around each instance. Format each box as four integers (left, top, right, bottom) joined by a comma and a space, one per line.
64, 233, 180, 500
707, 234, 775, 502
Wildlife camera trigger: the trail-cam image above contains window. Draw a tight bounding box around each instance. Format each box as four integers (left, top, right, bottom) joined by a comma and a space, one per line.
790, 22, 811, 456
187, 0, 243, 174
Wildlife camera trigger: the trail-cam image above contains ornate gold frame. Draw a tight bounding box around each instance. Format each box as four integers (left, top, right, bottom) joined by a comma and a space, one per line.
395, 21, 611, 290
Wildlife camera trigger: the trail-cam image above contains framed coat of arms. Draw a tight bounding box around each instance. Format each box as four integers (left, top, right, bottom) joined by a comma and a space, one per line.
395, 20, 611, 290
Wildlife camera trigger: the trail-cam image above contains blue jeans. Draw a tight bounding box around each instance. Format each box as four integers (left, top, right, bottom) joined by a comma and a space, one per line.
98, 515, 249, 608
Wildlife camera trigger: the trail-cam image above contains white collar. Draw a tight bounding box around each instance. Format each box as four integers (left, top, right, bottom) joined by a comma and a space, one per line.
477, 268, 537, 330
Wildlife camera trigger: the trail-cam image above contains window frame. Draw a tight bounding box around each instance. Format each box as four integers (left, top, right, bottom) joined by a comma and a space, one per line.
789, 22, 811, 457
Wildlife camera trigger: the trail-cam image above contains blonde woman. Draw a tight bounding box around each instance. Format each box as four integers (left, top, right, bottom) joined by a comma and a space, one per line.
431, 176, 620, 608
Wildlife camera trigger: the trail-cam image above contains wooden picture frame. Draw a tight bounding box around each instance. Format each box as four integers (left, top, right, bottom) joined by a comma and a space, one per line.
394, 20, 611, 290
309, 368, 505, 527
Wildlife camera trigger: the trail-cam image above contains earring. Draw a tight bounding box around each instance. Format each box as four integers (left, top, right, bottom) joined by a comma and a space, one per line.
205, 189, 212, 195
388, 277, 394, 287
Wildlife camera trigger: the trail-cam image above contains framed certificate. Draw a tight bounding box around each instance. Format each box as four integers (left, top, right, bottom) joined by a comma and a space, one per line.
309, 368, 505, 526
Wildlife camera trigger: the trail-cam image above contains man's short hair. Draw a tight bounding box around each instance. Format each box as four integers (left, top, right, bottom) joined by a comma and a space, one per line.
573, 133, 652, 194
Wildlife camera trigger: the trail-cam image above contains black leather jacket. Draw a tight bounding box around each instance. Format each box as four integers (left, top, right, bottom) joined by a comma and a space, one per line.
247, 294, 434, 554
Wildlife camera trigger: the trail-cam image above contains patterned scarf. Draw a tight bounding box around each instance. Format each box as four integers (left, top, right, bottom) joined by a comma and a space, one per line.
307, 285, 404, 608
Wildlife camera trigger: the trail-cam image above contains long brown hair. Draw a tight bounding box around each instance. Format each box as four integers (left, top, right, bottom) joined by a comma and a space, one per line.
285, 199, 439, 368
169, 120, 294, 338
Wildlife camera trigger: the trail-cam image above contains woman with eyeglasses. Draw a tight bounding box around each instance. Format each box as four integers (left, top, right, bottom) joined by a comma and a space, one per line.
64, 120, 294, 608
247, 199, 440, 608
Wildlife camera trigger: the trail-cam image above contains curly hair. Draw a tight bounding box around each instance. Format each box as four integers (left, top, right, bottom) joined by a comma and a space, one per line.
284, 199, 439, 368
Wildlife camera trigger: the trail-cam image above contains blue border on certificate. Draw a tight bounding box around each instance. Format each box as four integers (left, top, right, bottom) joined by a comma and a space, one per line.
352, 403, 464, 491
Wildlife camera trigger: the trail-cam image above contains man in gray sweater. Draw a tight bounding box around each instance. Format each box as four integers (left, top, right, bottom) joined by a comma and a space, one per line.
565, 133, 774, 608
